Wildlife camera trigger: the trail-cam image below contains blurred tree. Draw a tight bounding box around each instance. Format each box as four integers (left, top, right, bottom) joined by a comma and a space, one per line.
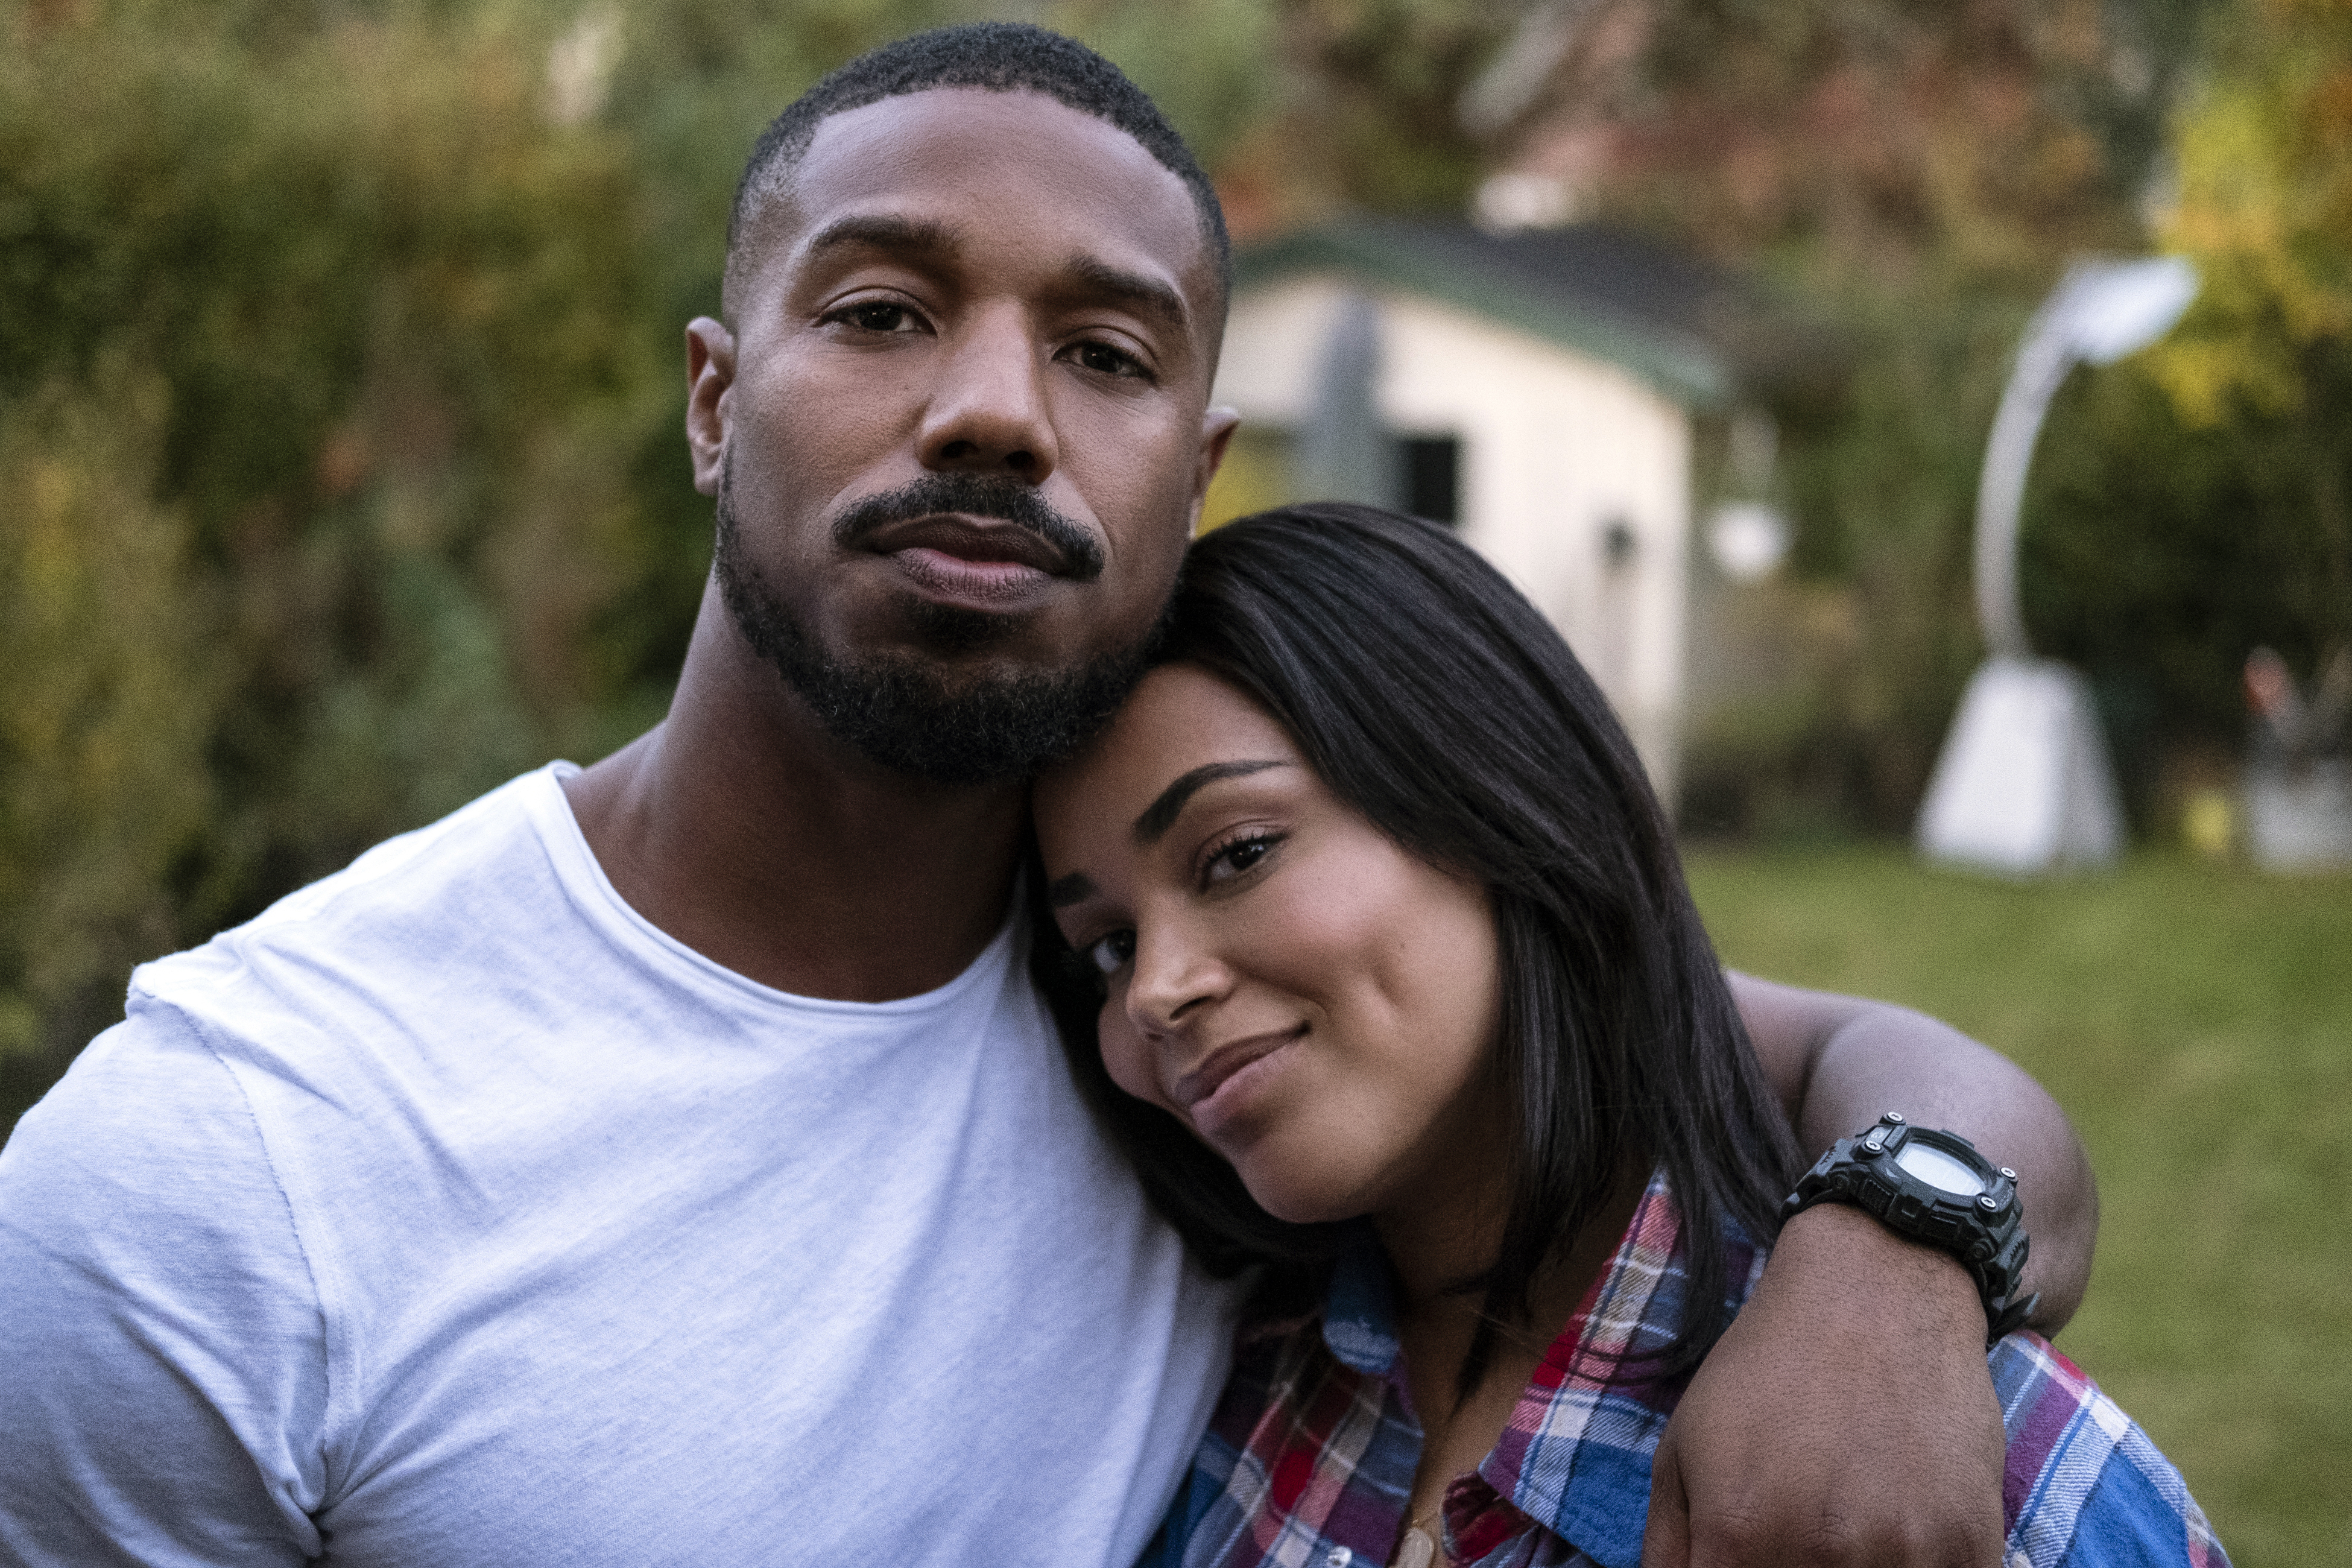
0, 357, 217, 1105
1124, 0, 1528, 239
2147, 0, 2352, 441
0, 0, 676, 1118
1623, 0, 2139, 279
2020, 0, 2352, 822
1459, 0, 2244, 834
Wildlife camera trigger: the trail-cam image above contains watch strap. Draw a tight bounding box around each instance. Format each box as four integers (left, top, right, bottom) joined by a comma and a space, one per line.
1782, 1113, 2040, 1345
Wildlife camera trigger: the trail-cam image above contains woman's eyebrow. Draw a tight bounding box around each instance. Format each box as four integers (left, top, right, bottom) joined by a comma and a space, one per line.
1046, 871, 1096, 909
1133, 760, 1287, 846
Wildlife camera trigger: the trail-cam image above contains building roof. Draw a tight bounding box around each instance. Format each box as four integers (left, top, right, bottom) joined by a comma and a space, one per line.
1237, 218, 1793, 409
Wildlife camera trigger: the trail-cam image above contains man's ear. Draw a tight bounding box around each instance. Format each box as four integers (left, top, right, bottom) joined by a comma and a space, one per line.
685, 317, 737, 498
1185, 405, 1243, 537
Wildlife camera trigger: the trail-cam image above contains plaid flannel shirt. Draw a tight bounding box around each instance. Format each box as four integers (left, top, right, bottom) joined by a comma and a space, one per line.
1144, 1169, 2227, 1568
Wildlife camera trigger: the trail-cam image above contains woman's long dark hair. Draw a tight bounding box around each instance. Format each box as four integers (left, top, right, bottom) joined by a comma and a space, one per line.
1030, 502, 1803, 1379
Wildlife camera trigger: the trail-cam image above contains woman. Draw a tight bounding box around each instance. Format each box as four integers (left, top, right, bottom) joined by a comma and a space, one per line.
1032, 505, 2225, 1568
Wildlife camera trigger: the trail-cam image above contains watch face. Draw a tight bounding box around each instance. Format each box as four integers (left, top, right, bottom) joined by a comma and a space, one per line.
1894, 1140, 1987, 1197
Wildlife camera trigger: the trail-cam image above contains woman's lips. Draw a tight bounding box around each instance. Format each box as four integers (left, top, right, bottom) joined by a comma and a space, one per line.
1172, 1026, 1306, 1137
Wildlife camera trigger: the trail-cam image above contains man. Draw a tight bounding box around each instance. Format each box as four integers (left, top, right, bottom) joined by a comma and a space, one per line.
0, 25, 2093, 1567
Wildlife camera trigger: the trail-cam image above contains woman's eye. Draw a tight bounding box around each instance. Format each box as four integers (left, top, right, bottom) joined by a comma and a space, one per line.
1203, 833, 1277, 886
1067, 340, 1146, 379
1086, 929, 1136, 976
833, 302, 920, 334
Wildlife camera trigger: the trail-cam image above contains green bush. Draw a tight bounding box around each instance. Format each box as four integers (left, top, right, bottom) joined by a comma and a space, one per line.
0, 2, 683, 1107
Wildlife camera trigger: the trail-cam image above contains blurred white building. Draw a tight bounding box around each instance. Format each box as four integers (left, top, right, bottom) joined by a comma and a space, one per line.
1210, 219, 1756, 805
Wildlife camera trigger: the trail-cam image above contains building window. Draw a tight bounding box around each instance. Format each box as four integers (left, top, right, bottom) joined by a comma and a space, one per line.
1602, 516, 1637, 568
1399, 436, 1461, 527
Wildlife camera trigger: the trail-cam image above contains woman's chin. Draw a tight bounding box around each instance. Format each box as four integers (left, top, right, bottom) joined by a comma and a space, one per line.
1237, 1162, 1371, 1227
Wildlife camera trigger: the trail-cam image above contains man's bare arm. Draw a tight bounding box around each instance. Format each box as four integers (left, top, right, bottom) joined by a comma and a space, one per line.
1731, 970, 2096, 1329
1642, 974, 2099, 1567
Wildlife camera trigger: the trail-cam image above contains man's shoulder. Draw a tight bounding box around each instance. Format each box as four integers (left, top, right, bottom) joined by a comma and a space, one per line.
75, 763, 611, 1168
160, 769, 555, 963
1993, 1332, 2230, 1567
6, 768, 568, 1192
125, 767, 586, 1049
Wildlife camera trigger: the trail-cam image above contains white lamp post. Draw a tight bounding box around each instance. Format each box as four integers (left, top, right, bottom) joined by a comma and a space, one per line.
1916, 257, 2198, 874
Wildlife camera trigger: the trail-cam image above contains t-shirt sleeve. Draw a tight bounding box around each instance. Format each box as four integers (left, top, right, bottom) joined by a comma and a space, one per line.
0, 1000, 330, 1566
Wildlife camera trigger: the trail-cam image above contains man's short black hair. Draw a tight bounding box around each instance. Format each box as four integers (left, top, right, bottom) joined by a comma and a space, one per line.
724, 23, 1231, 327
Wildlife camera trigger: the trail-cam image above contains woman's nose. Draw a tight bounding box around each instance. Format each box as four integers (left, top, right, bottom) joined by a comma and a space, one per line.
1124, 923, 1228, 1038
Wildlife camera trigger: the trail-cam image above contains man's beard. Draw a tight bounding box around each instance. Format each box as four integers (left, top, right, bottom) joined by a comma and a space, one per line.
712, 469, 1154, 787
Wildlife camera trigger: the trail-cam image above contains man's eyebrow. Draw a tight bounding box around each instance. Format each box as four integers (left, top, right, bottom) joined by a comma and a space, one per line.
803, 213, 964, 264
1046, 871, 1097, 909
1064, 254, 1190, 337
1134, 760, 1286, 846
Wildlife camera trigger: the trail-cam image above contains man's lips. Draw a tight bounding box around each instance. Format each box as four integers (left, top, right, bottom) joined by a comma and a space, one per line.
861, 514, 1082, 608
1169, 1026, 1307, 1116
863, 514, 1074, 574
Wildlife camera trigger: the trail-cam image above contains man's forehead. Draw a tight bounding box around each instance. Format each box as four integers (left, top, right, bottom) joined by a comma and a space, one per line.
763, 87, 1211, 297
798, 86, 1183, 197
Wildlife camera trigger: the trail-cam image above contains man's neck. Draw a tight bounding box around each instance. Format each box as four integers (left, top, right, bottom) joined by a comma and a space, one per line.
562, 589, 1031, 1002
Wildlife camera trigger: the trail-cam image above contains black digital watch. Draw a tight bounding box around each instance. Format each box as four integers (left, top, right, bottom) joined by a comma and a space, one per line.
1781, 1112, 2039, 1344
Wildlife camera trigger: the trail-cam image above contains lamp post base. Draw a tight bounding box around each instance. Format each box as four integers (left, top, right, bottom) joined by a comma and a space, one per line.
1917, 657, 2125, 875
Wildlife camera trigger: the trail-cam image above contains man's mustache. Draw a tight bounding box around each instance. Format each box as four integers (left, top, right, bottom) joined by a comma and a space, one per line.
832, 475, 1105, 582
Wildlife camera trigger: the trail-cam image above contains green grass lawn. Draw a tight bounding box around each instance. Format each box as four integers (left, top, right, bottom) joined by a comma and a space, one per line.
1683, 848, 2351, 1567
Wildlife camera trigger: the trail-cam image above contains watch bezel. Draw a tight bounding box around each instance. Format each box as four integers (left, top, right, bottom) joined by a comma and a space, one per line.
1781, 1112, 2038, 1343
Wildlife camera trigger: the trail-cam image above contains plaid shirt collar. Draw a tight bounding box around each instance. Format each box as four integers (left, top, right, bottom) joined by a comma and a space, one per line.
1315, 1169, 1760, 1567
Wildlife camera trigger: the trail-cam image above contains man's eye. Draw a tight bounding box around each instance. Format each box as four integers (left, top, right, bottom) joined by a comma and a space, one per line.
1086, 930, 1136, 976
1068, 340, 1146, 379
835, 302, 920, 333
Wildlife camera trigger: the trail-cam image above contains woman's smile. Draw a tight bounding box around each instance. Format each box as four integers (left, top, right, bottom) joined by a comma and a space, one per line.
1169, 1023, 1307, 1135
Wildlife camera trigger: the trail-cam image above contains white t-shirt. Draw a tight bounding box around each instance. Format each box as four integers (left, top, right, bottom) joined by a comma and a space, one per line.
0, 765, 1241, 1566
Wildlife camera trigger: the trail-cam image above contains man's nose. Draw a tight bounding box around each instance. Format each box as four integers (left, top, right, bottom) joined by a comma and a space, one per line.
916, 306, 1060, 484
